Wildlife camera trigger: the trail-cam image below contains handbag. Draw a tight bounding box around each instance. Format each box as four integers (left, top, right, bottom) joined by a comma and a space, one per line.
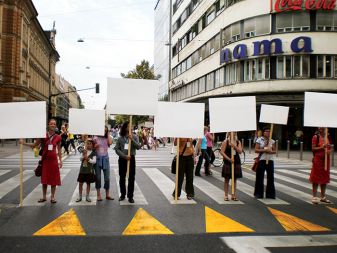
35, 160, 43, 177
35, 134, 54, 177
251, 153, 263, 172
171, 142, 188, 174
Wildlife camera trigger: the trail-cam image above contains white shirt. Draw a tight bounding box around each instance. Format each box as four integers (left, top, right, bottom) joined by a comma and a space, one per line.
79, 150, 97, 164
256, 137, 275, 161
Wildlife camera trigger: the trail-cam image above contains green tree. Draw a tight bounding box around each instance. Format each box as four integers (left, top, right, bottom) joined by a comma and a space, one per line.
118, 60, 158, 126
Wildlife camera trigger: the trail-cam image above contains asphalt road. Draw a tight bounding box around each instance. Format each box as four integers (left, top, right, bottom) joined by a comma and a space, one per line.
0, 145, 336, 252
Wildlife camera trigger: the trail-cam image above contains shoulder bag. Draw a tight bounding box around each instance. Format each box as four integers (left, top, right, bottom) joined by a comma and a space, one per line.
171, 142, 188, 174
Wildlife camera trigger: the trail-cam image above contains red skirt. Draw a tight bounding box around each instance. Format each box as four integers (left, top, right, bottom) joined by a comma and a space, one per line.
309, 154, 330, 184
41, 156, 61, 186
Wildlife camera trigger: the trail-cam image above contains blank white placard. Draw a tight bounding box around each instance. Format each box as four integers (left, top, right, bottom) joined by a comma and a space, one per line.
154, 102, 205, 138
106, 78, 159, 116
68, 109, 105, 136
304, 92, 337, 128
209, 96, 256, 133
144, 121, 154, 128
259, 104, 289, 125
0, 101, 46, 139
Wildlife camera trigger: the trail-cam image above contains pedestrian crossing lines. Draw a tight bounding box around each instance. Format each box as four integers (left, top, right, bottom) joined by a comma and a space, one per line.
0, 167, 336, 207
0, 151, 337, 207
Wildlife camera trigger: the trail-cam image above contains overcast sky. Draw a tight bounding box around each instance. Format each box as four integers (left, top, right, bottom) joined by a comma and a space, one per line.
33, 0, 155, 109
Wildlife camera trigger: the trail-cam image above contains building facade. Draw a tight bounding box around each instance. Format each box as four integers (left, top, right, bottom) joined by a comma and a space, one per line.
154, 0, 171, 100
169, 0, 337, 147
54, 74, 83, 126
0, 0, 59, 113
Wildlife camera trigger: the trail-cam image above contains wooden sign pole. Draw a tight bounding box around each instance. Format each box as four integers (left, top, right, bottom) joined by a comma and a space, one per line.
266, 123, 274, 165
175, 138, 180, 202
127, 115, 132, 178
325, 127, 328, 171
19, 143, 23, 207
231, 132, 235, 196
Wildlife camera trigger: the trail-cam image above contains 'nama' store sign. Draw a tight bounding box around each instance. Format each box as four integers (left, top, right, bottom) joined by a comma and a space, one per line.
220, 36, 313, 64
272, 0, 336, 12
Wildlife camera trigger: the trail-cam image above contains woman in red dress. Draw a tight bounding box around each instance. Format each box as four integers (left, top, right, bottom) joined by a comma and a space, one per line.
310, 127, 331, 204
22, 119, 62, 203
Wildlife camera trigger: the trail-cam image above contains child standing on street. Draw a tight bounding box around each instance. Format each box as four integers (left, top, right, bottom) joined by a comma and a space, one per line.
76, 139, 97, 202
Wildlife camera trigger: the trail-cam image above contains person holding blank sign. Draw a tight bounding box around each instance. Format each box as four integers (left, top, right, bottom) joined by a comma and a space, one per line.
220, 132, 243, 201
114, 122, 141, 203
254, 127, 276, 199
20, 119, 62, 204
310, 127, 332, 204
93, 126, 114, 201
172, 138, 195, 200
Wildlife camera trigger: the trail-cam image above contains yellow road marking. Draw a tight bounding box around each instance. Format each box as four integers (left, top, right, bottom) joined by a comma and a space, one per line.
268, 207, 330, 232
327, 207, 337, 214
122, 208, 174, 235
205, 206, 254, 233
33, 208, 86, 236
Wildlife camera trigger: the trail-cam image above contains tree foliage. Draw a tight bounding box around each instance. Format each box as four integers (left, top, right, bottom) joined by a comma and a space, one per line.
119, 60, 158, 126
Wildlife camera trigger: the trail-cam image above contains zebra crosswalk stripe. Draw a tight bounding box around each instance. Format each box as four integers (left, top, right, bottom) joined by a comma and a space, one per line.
0, 170, 34, 199
142, 168, 196, 205
211, 170, 289, 205
23, 169, 71, 206
300, 169, 337, 182
244, 172, 313, 204
0, 170, 11, 177
113, 169, 148, 206
193, 176, 244, 205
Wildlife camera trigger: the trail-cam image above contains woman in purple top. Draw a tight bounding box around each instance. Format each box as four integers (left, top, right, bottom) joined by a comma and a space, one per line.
94, 126, 114, 201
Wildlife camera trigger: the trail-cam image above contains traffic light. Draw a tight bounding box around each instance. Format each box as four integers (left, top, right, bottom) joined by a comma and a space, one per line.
95, 83, 100, 93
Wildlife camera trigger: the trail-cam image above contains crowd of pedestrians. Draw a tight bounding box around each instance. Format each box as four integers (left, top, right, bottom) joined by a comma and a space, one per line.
20, 120, 333, 205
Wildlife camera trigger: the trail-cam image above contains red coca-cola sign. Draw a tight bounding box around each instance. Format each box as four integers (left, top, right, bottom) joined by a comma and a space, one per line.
273, 0, 336, 12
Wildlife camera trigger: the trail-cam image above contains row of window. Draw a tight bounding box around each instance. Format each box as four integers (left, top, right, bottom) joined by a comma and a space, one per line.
172, 0, 243, 55
173, 0, 185, 14
171, 55, 337, 102
172, 33, 221, 78
172, 11, 337, 79
173, 0, 203, 34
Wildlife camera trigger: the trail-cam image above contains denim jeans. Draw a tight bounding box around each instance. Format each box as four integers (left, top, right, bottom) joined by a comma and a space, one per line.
95, 156, 110, 190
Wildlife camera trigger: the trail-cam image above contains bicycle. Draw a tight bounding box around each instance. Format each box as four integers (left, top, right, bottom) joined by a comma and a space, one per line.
212, 142, 246, 167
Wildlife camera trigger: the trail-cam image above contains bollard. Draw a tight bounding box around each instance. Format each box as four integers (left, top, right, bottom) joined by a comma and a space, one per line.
287, 140, 290, 159
248, 139, 252, 154
276, 140, 279, 157
331, 144, 335, 167
241, 138, 244, 150
300, 142, 303, 161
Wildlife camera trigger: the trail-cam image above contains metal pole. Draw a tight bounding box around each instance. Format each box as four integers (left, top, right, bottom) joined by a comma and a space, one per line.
248, 139, 252, 154
287, 140, 290, 159
300, 141, 303, 161
275, 140, 279, 157
331, 144, 335, 167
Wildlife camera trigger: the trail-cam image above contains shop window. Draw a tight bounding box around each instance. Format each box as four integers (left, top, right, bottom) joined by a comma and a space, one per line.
317, 55, 324, 78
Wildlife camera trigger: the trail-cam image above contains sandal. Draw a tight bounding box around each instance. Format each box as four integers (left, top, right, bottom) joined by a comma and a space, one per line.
320, 197, 332, 204
50, 199, 57, 204
97, 197, 103, 201
312, 197, 319, 204
224, 196, 229, 201
106, 196, 114, 200
38, 198, 47, 203
187, 196, 193, 200
231, 196, 238, 201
